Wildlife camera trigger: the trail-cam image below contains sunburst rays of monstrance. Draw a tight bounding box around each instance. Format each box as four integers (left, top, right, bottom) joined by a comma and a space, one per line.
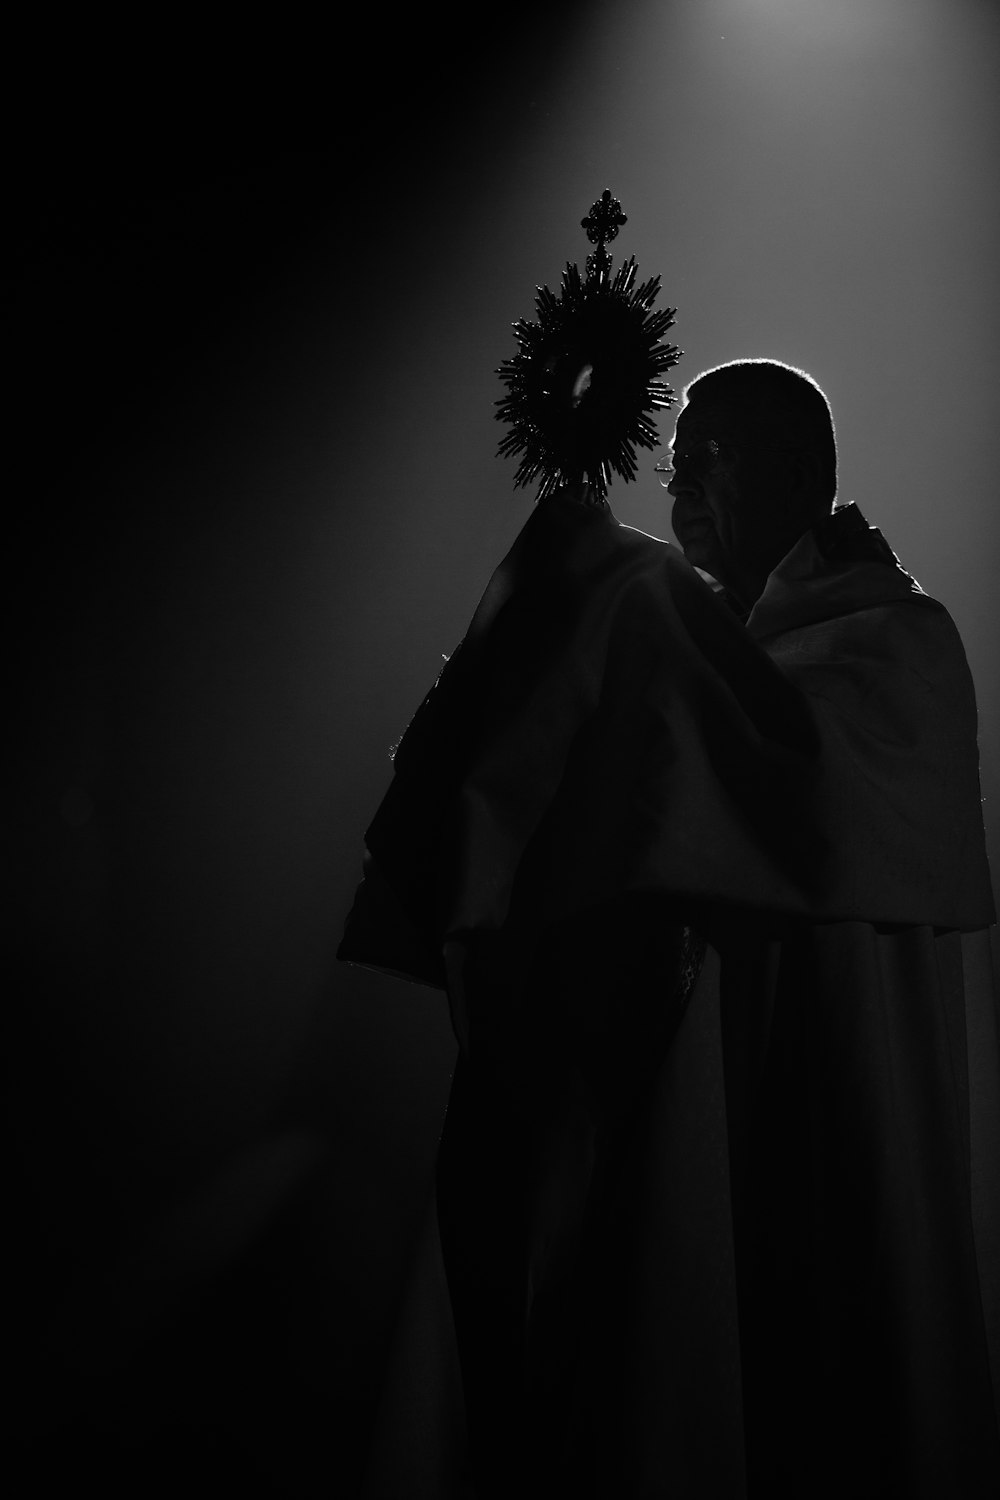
495, 190, 682, 502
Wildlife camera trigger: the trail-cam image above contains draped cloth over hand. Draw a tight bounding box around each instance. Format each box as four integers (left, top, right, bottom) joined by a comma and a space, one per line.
340, 496, 1000, 1499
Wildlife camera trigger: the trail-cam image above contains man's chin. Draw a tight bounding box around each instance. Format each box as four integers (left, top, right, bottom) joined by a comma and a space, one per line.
679, 536, 718, 572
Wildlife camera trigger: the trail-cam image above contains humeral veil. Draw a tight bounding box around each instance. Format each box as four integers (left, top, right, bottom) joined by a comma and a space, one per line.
340, 494, 1000, 1499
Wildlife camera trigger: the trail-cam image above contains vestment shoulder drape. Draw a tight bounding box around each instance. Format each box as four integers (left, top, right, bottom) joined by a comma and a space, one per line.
340, 496, 1000, 1497
342, 498, 993, 984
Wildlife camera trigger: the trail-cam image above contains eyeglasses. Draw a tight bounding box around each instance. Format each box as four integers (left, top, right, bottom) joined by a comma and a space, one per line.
653, 438, 728, 487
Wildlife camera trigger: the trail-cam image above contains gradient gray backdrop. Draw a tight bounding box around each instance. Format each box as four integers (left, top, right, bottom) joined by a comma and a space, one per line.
9, 1, 998, 1492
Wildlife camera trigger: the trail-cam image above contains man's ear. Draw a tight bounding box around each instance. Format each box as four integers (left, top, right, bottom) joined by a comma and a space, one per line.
776, 450, 820, 516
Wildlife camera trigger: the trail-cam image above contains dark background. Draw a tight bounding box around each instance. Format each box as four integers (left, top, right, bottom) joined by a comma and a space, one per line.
7, 3, 998, 1495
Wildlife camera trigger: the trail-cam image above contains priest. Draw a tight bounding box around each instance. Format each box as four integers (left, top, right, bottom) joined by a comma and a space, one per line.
340, 358, 1000, 1498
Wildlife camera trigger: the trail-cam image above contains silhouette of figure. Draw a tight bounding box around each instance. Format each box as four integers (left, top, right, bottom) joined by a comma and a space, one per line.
341, 360, 1000, 1499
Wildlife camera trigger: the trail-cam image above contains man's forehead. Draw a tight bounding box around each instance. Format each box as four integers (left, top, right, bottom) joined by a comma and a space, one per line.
671, 401, 737, 447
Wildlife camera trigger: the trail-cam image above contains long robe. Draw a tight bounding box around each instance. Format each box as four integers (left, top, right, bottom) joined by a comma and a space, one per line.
339, 496, 1000, 1498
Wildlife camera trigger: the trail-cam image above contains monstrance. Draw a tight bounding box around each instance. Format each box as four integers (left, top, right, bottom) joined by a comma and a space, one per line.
495, 190, 682, 502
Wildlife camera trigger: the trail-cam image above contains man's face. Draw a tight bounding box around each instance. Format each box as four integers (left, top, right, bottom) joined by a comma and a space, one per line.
663, 401, 751, 593
662, 396, 823, 608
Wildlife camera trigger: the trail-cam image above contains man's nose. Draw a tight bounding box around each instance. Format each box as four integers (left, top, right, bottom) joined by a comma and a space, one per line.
664, 472, 700, 499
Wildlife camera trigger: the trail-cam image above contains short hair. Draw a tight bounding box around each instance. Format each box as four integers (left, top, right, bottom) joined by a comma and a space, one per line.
683, 358, 838, 509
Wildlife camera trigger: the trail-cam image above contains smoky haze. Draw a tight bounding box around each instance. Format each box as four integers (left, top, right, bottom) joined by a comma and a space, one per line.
8, 1, 998, 1491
